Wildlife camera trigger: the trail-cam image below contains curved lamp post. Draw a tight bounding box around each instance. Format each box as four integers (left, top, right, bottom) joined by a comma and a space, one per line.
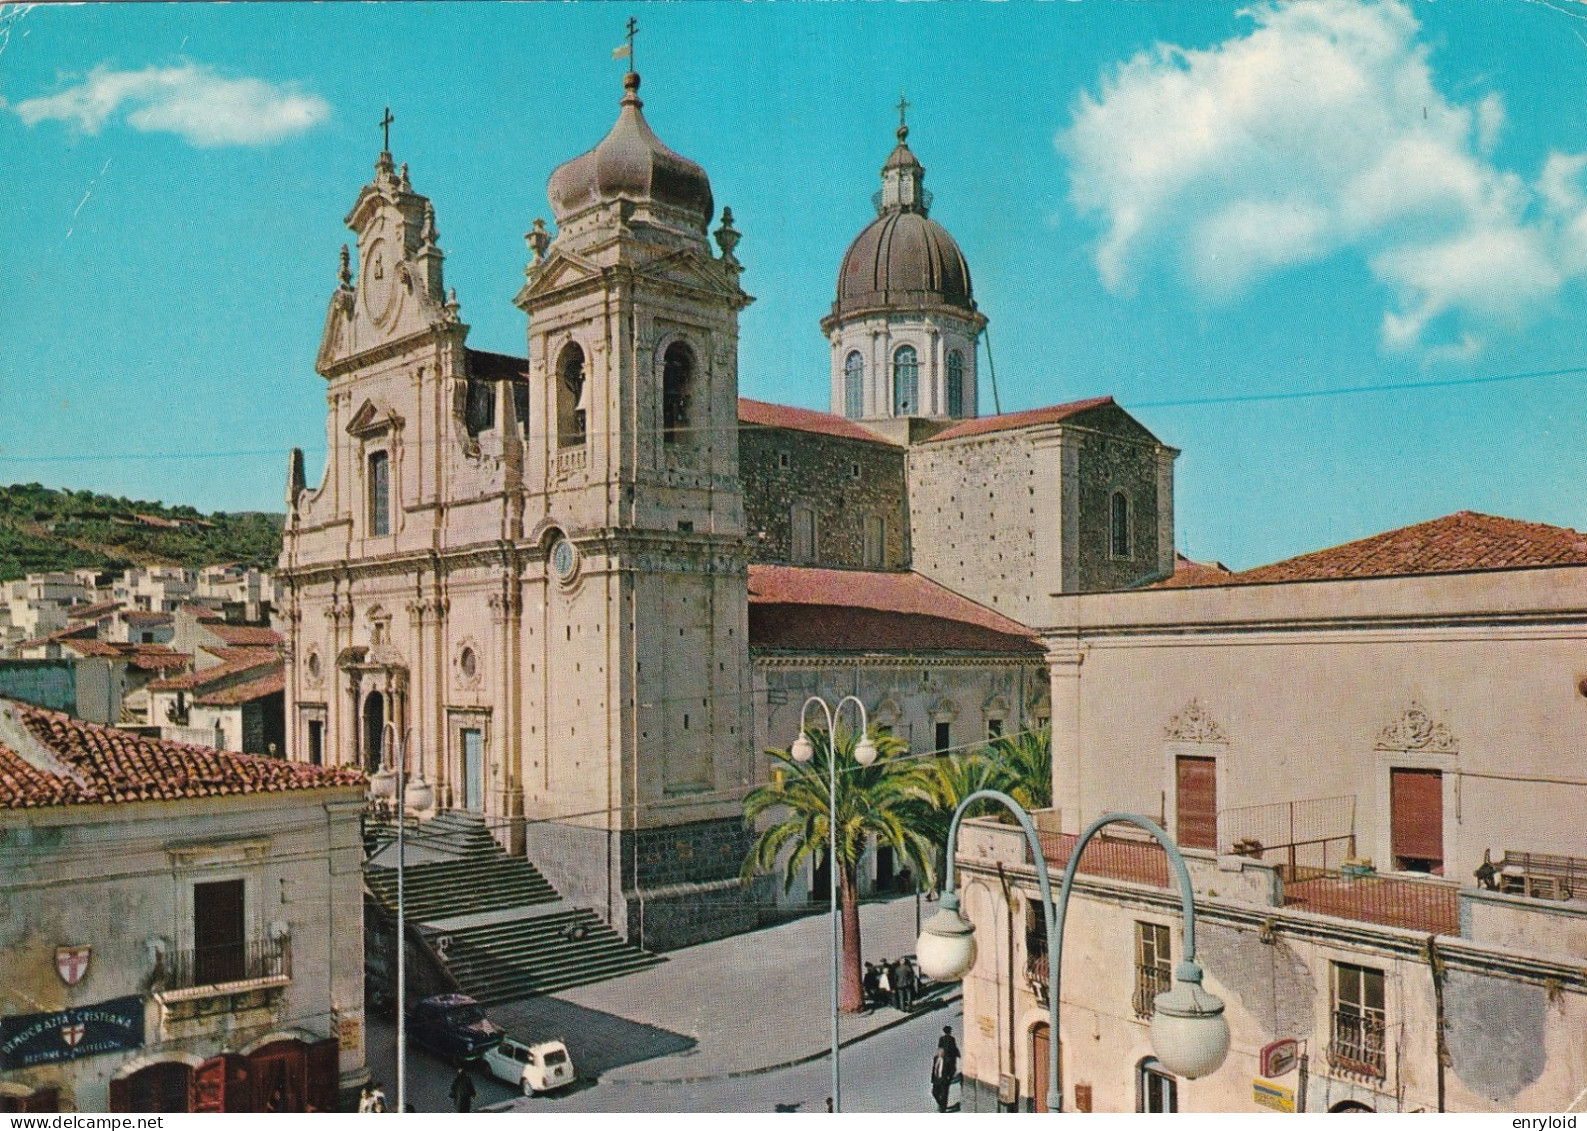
790, 695, 878, 1114
916, 793, 1230, 1111
367, 723, 418, 1115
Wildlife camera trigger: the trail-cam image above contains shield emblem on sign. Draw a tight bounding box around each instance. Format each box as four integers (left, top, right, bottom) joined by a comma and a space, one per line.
60, 1023, 85, 1049
56, 946, 90, 986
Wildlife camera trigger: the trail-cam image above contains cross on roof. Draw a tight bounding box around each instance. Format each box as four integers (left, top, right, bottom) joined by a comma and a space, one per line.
380, 106, 394, 153
624, 16, 638, 73
897, 93, 910, 130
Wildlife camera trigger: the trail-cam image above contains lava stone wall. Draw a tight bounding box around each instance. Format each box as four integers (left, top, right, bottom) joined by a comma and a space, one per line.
740, 425, 908, 569
1072, 405, 1171, 592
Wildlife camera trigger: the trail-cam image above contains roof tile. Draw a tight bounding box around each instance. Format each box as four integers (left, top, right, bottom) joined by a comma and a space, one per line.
738, 399, 900, 445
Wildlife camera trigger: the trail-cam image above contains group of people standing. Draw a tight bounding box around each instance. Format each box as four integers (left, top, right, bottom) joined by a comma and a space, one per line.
862, 955, 921, 1012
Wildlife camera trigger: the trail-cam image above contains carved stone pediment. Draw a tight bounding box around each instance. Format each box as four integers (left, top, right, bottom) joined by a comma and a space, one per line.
514, 248, 603, 308
632, 248, 747, 302
1164, 699, 1227, 744
346, 398, 404, 438
1375, 701, 1458, 754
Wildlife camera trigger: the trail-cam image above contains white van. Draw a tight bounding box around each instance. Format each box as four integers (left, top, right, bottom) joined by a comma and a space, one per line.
484, 1036, 576, 1096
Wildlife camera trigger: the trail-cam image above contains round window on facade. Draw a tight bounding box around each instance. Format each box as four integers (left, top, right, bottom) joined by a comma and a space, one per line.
306, 651, 322, 682
550, 537, 579, 584
459, 646, 478, 680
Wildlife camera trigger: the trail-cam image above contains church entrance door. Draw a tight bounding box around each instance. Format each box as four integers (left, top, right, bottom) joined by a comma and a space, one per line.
363, 692, 386, 772
462, 728, 483, 810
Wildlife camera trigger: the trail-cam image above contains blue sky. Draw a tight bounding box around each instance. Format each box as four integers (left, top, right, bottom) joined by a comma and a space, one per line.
3, 0, 1586, 570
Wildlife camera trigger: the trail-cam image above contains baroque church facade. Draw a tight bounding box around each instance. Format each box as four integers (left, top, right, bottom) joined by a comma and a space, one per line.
278, 69, 1177, 948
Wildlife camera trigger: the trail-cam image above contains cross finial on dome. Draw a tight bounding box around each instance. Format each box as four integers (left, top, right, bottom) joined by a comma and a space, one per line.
380, 106, 394, 155
896, 92, 910, 143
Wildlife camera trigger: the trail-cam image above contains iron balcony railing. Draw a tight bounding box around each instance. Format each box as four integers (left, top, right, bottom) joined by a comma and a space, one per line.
163, 937, 290, 992
1132, 961, 1173, 1019
1327, 1008, 1387, 1079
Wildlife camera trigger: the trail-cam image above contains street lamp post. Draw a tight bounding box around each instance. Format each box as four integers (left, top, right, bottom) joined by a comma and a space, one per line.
790, 695, 878, 1115
368, 724, 419, 1115
916, 792, 1230, 1112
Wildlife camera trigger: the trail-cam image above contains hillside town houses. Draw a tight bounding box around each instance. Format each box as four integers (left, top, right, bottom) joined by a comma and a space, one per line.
3, 53, 1586, 1116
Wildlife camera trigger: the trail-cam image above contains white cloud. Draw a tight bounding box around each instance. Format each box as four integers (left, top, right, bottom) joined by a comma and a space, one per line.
1060, 0, 1587, 355
13, 61, 329, 147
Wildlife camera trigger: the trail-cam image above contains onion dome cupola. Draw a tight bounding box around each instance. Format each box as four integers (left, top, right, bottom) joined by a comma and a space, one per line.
823, 104, 986, 425
546, 72, 714, 241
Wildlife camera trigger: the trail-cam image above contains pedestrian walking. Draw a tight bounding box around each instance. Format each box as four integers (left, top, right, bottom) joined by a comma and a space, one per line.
358, 1083, 387, 1113
862, 962, 881, 1012
932, 1027, 960, 1113
886, 958, 904, 1009
450, 1065, 476, 1113
876, 959, 893, 1010
899, 956, 917, 1010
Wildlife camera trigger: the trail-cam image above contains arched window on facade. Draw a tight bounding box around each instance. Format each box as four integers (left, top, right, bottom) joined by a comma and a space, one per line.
363, 691, 386, 773
663, 341, 694, 444
844, 351, 865, 419
946, 350, 965, 418
892, 345, 918, 416
1111, 490, 1131, 559
556, 343, 587, 447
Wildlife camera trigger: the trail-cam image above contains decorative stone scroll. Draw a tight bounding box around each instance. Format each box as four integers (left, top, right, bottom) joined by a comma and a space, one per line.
1375, 701, 1458, 754
1164, 699, 1227, 744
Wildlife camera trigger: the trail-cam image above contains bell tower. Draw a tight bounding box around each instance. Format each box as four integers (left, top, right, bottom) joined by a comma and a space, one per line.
511, 68, 761, 943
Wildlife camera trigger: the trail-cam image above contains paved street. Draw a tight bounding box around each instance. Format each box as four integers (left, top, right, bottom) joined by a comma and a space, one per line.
365, 895, 962, 1112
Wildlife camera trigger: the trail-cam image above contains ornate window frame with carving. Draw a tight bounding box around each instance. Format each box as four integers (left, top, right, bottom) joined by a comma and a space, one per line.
1161, 698, 1229, 853
1371, 700, 1459, 877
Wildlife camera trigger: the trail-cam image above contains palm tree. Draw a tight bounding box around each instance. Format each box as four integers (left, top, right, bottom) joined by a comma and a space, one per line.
903, 748, 1018, 879
742, 725, 937, 1013
990, 723, 1052, 811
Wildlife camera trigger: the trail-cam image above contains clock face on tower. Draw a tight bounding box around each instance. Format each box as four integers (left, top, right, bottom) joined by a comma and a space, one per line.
549, 537, 578, 585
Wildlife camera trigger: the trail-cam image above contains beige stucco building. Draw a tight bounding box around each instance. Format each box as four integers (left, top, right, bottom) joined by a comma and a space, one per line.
955, 510, 1587, 1112
0, 700, 366, 1113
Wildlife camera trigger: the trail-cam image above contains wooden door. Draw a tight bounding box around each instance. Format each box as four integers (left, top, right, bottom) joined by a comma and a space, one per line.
1175, 756, 1217, 851
1031, 1023, 1052, 1113
463, 728, 484, 811
1390, 768, 1443, 873
194, 879, 245, 984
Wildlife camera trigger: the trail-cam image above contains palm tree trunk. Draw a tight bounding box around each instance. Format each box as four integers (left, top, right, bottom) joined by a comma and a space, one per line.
839, 861, 864, 1013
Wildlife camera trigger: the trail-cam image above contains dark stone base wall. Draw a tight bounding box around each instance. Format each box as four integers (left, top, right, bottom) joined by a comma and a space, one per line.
524, 815, 776, 951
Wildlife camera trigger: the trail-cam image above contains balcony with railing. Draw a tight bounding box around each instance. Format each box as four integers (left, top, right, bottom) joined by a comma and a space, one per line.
155, 937, 291, 1003
1327, 1008, 1387, 1079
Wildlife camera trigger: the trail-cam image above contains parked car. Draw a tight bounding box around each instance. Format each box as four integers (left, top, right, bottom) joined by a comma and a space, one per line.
406, 994, 504, 1062
484, 1037, 576, 1095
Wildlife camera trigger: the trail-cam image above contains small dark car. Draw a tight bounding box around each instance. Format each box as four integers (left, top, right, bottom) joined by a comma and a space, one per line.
407, 994, 504, 1062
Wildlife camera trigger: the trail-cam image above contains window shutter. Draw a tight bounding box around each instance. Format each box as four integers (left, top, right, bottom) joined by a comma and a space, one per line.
1391, 768, 1443, 867
1175, 756, 1217, 850
306, 1037, 340, 1112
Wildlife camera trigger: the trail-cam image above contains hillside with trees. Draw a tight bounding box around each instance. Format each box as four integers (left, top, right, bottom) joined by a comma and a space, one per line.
0, 483, 283, 581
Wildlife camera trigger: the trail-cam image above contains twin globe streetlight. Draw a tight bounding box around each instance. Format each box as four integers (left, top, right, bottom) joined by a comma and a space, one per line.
915, 794, 1231, 1109
789, 695, 878, 1114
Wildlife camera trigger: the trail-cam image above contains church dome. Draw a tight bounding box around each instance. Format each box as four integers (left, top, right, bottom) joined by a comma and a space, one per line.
547, 72, 713, 229
829, 124, 976, 321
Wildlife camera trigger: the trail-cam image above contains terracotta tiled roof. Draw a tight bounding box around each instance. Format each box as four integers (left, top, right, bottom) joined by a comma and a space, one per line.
922, 396, 1115, 444
1146, 553, 1235, 589
177, 602, 224, 620
1168, 511, 1587, 588
204, 623, 282, 647
738, 399, 900, 446
148, 648, 276, 692
120, 611, 173, 626
0, 699, 361, 809
15, 624, 99, 650
747, 565, 1041, 655
467, 349, 529, 382
67, 600, 120, 622
194, 666, 284, 707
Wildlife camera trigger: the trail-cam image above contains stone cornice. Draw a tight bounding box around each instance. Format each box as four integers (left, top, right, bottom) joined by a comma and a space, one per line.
753, 652, 1042, 669
1039, 609, 1587, 644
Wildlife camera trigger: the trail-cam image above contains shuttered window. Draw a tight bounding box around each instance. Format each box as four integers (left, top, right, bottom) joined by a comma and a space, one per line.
1390, 768, 1443, 874
1175, 756, 1217, 851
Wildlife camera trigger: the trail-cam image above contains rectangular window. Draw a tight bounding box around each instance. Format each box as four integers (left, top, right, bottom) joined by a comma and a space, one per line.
462, 728, 484, 811
193, 878, 246, 986
465, 379, 495, 434
935, 721, 951, 754
1133, 922, 1172, 1018
1390, 767, 1443, 874
1330, 963, 1387, 1078
791, 505, 817, 564
368, 451, 390, 536
1175, 755, 1217, 851
1139, 1061, 1177, 1113
864, 515, 885, 568
986, 718, 1003, 740
307, 720, 324, 767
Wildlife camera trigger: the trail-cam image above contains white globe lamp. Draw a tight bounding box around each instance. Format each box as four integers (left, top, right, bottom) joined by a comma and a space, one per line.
853, 733, 878, 767
1150, 960, 1231, 1079
915, 891, 977, 982
791, 731, 815, 764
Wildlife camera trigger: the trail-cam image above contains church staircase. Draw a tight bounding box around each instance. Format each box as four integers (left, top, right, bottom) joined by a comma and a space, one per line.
364, 809, 663, 1007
